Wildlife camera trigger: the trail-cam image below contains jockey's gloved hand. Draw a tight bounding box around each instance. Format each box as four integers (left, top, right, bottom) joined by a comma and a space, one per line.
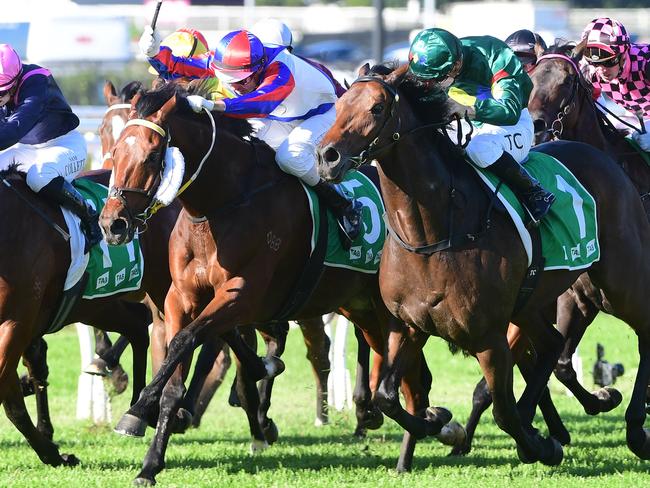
632, 130, 650, 152
186, 95, 215, 113
139, 26, 162, 58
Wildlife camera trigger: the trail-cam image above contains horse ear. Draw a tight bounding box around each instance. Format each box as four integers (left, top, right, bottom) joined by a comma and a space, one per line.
358, 63, 371, 77
344, 78, 351, 89
154, 93, 179, 123
571, 39, 586, 60
386, 64, 409, 87
103, 80, 119, 106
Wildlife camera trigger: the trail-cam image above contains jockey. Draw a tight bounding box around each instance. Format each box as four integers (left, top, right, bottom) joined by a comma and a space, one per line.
250, 19, 346, 98
580, 17, 650, 151
505, 29, 547, 74
408, 28, 555, 225
0, 44, 101, 252
140, 27, 233, 100
139, 28, 362, 244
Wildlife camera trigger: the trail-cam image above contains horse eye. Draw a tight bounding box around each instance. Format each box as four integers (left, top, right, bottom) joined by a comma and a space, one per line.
371, 103, 385, 115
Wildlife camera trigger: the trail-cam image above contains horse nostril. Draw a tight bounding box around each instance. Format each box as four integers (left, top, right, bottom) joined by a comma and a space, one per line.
322, 146, 341, 165
533, 119, 548, 135
110, 218, 128, 236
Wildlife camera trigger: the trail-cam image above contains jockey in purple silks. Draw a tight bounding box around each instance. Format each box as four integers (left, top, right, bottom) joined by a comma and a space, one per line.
0, 44, 101, 252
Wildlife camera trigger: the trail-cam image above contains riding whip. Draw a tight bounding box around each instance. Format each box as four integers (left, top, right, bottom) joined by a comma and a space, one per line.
151, 1, 163, 30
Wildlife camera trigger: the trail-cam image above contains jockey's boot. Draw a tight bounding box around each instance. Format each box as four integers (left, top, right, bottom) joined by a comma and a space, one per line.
39, 176, 103, 253
312, 179, 363, 249
488, 152, 556, 227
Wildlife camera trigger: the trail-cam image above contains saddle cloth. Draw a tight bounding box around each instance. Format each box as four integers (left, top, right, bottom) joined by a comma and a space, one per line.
302, 169, 386, 274
472, 151, 600, 270
63, 178, 145, 299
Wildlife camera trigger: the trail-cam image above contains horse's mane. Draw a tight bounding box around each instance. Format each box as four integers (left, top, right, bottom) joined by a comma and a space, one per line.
134, 81, 255, 140
120, 81, 144, 102
366, 63, 454, 125
0, 163, 25, 180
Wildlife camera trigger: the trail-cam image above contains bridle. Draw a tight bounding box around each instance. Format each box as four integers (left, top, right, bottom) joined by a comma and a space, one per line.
348, 75, 465, 168
535, 54, 586, 140
107, 106, 217, 232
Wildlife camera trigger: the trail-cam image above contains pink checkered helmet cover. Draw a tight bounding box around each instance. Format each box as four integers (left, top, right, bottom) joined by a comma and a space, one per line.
0, 44, 23, 91
582, 17, 630, 56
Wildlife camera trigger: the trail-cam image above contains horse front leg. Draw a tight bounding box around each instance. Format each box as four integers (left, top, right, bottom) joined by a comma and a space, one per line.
375, 323, 450, 444
191, 343, 231, 428
625, 335, 650, 459
476, 332, 562, 466
22, 338, 54, 440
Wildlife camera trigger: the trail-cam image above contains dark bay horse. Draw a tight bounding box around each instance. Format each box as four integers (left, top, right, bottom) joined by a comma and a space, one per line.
0, 167, 177, 466
100, 80, 336, 431
317, 63, 650, 468
99, 83, 448, 485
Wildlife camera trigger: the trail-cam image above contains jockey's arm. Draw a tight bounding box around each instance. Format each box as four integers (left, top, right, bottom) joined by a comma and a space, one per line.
467, 76, 524, 126
221, 61, 295, 118
150, 47, 213, 80
0, 75, 48, 150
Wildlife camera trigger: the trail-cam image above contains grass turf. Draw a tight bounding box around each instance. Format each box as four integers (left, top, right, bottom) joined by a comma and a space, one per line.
0, 313, 648, 487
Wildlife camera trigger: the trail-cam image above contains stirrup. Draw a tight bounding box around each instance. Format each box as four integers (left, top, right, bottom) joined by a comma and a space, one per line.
522, 192, 555, 228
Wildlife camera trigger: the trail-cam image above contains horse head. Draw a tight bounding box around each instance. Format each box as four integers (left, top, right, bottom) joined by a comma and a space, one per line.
100, 84, 179, 245
528, 42, 595, 145
318, 63, 408, 182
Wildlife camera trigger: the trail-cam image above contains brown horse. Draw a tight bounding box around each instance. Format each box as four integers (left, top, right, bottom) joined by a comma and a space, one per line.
98, 82, 447, 485
317, 63, 650, 468
0, 167, 177, 466
100, 80, 337, 432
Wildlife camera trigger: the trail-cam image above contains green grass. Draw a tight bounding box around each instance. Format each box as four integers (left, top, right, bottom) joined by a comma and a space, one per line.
1, 313, 648, 487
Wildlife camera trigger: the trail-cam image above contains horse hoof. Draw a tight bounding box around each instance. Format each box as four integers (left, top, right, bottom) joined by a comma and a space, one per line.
314, 416, 329, 427
594, 387, 623, 413
61, 453, 80, 467
263, 356, 285, 379
109, 365, 129, 395
263, 418, 279, 445
627, 427, 650, 459
353, 426, 367, 439
114, 413, 147, 437
133, 476, 156, 486
448, 442, 471, 457
360, 407, 384, 431
171, 408, 193, 434
435, 420, 466, 447
540, 437, 564, 466
250, 438, 269, 454
424, 406, 452, 436
84, 358, 109, 376
516, 444, 536, 464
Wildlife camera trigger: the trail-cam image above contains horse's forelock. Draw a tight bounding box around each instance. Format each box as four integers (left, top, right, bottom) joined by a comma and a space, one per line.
121, 81, 144, 103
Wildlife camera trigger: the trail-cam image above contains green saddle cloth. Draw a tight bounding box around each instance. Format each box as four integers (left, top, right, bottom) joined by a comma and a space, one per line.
73, 178, 145, 299
302, 170, 386, 274
625, 136, 650, 167
473, 152, 600, 270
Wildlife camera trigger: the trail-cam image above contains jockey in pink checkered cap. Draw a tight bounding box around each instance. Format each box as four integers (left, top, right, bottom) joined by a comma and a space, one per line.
580, 17, 650, 151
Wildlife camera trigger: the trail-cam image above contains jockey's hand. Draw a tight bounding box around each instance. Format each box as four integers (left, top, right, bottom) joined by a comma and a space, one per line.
633, 130, 650, 152
139, 26, 162, 58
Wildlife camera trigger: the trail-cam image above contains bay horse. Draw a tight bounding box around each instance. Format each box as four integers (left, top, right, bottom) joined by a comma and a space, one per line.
99, 82, 449, 485
0, 167, 176, 466
317, 63, 650, 468
101, 79, 337, 431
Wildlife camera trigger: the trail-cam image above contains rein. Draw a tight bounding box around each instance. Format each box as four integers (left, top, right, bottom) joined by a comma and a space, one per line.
349, 74, 491, 255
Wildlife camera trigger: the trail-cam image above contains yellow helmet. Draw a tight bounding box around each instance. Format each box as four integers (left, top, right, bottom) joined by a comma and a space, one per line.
148, 28, 210, 75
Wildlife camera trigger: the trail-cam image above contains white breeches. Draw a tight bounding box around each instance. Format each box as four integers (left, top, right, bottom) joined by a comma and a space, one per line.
448, 109, 534, 168
250, 106, 336, 186
0, 130, 87, 191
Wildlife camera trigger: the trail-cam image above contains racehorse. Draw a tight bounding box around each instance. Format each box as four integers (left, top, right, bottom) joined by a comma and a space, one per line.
317, 63, 650, 468
100, 80, 338, 431
0, 167, 176, 466
99, 82, 446, 485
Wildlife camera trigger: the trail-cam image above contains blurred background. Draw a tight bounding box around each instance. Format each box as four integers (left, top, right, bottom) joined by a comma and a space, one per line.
4, 0, 648, 165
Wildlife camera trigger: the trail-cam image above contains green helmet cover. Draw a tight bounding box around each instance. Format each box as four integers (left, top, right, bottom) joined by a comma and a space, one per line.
408, 28, 462, 80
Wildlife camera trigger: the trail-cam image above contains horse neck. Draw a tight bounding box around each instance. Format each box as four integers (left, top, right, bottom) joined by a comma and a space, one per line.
567, 91, 609, 152
377, 135, 455, 245
168, 116, 269, 218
